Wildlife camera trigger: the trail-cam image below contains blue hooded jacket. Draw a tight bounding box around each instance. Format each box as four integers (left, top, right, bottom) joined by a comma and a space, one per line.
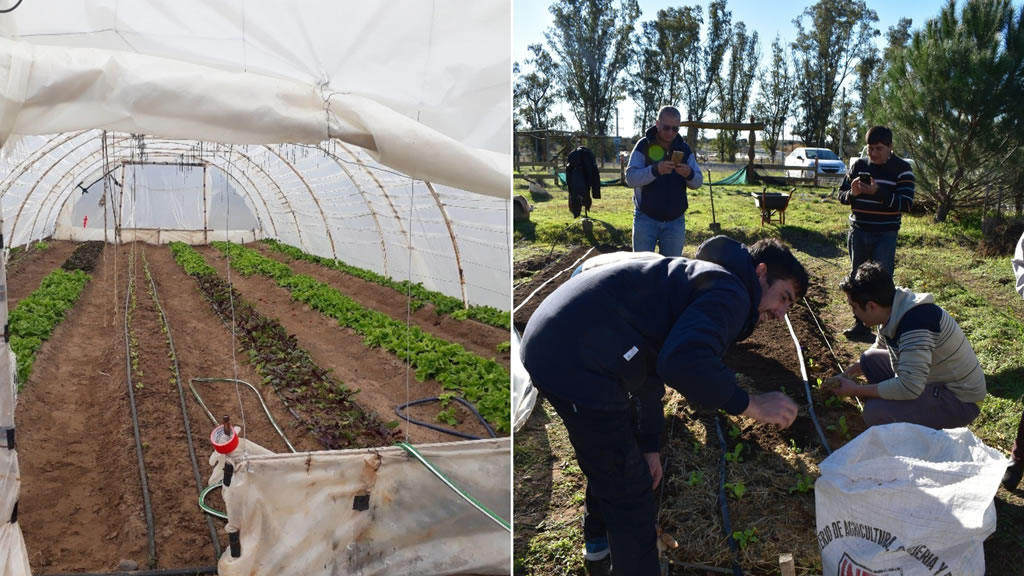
520, 236, 762, 452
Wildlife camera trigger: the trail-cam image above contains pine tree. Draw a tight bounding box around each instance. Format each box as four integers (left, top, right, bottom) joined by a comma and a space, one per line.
869, 0, 1024, 221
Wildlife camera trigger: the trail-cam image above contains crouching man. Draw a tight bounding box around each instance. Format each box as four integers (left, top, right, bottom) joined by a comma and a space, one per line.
832, 261, 986, 429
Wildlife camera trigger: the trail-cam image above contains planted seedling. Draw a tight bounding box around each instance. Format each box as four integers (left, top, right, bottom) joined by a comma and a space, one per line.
725, 481, 746, 500
728, 423, 742, 439
789, 473, 814, 494
732, 527, 758, 550
724, 443, 744, 463
687, 470, 703, 487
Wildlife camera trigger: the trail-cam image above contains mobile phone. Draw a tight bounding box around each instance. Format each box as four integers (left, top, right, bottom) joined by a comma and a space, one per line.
857, 172, 871, 184
671, 150, 684, 165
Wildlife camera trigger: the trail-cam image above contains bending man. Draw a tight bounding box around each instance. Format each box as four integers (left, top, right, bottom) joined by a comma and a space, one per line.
520, 235, 807, 575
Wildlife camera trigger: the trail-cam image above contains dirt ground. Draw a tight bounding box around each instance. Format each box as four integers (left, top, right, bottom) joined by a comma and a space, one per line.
513, 244, 1023, 575
12, 241, 504, 572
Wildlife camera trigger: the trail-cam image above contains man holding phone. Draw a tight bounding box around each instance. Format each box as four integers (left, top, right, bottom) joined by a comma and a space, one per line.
625, 105, 703, 256
838, 125, 915, 342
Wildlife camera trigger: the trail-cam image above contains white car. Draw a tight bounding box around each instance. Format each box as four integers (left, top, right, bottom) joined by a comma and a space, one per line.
784, 147, 847, 179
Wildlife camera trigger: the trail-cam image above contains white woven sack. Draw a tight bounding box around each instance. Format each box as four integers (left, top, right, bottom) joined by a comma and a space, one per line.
815, 423, 1007, 575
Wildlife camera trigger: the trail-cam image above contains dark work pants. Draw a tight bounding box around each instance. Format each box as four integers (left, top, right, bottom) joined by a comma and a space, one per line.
544, 393, 660, 576
859, 348, 980, 429
847, 228, 898, 327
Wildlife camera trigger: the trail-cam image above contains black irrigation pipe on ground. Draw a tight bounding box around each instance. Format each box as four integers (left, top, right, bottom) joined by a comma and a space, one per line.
123, 249, 157, 569
784, 313, 833, 457
395, 396, 498, 440
142, 248, 222, 559
713, 415, 745, 576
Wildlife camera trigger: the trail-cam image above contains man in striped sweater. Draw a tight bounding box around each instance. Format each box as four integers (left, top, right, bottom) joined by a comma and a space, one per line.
831, 262, 985, 429
838, 126, 915, 342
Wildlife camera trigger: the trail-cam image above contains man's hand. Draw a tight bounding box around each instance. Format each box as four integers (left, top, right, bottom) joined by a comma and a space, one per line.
842, 362, 863, 379
673, 163, 692, 178
852, 178, 878, 197
741, 391, 798, 429
832, 376, 860, 397
643, 452, 663, 490
656, 161, 675, 176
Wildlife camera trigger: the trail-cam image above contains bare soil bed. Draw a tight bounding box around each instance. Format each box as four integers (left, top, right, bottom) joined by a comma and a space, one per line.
12, 241, 504, 573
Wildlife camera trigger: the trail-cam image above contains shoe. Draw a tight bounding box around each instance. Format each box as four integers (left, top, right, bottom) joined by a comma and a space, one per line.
1003, 459, 1023, 491
585, 556, 611, 576
582, 537, 610, 562
843, 323, 875, 342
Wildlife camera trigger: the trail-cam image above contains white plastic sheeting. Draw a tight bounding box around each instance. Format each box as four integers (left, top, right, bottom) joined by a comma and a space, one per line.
0, 2, 512, 573
213, 438, 511, 576
0, 229, 29, 575
0, 0, 512, 310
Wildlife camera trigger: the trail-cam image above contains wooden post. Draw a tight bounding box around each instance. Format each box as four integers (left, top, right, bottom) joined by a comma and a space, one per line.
779, 553, 796, 576
814, 156, 819, 187
514, 129, 519, 171
747, 121, 757, 185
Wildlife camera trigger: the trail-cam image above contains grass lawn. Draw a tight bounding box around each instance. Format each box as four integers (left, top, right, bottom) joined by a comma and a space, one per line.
513, 169, 1024, 574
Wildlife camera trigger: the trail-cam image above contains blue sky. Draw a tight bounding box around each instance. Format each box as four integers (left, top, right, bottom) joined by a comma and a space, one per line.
513, 0, 1014, 135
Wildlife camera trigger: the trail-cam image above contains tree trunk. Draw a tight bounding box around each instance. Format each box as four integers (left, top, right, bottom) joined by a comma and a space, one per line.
934, 201, 951, 223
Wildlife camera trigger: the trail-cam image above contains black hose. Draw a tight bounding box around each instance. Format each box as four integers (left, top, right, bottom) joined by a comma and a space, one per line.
713, 415, 744, 576
143, 249, 222, 557
395, 396, 497, 440
38, 566, 217, 576
0, 0, 23, 13
123, 250, 157, 568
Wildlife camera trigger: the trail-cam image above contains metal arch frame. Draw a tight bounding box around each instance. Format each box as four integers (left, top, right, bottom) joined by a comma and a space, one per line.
35, 149, 280, 244
8, 134, 299, 248
334, 141, 410, 275
322, 141, 470, 307
1, 133, 468, 302
257, 144, 338, 261
298, 142, 391, 276
15, 140, 283, 245
7, 132, 113, 245
423, 182, 468, 308
213, 144, 306, 250
0, 130, 91, 200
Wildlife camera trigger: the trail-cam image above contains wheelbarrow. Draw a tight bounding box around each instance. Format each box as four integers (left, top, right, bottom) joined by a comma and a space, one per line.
751, 191, 791, 226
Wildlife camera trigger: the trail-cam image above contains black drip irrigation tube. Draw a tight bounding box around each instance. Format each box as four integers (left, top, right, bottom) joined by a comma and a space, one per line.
713, 415, 746, 576
123, 249, 157, 569
142, 250, 222, 558
395, 396, 497, 440
784, 312, 833, 456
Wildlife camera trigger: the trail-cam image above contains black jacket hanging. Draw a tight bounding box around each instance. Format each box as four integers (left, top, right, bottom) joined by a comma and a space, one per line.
565, 146, 601, 218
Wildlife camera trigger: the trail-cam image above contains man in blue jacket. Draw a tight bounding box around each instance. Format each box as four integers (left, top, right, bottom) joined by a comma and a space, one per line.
625, 106, 703, 256
520, 236, 808, 576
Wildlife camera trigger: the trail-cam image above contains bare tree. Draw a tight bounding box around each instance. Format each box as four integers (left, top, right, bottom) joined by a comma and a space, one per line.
546, 0, 641, 135
753, 36, 795, 162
